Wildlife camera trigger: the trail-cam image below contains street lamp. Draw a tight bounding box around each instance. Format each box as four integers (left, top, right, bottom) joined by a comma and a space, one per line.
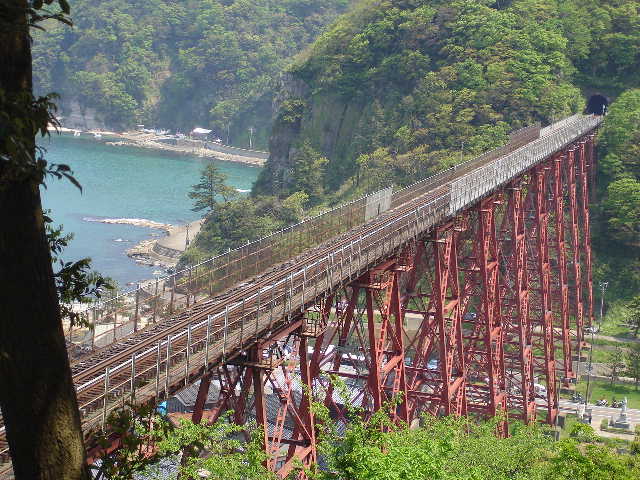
248, 126, 254, 149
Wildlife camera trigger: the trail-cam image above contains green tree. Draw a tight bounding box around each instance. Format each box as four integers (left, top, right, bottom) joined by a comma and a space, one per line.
607, 346, 627, 386
92, 406, 273, 480
291, 141, 329, 204
189, 162, 237, 214
627, 343, 640, 390
627, 296, 640, 338
568, 422, 598, 443
547, 439, 640, 480
0, 0, 91, 478
604, 178, 640, 246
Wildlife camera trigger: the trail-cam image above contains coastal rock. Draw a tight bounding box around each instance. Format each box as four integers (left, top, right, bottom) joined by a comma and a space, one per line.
84, 217, 172, 232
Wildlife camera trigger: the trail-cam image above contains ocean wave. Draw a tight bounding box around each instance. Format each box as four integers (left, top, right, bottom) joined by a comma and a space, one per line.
236, 188, 250, 193
83, 217, 172, 230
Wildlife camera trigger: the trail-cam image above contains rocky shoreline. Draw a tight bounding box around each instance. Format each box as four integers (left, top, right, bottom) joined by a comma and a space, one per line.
84, 217, 185, 269
51, 126, 268, 167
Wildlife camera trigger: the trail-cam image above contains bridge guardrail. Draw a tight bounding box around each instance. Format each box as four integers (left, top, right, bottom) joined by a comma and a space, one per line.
449, 114, 601, 213
70, 185, 397, 351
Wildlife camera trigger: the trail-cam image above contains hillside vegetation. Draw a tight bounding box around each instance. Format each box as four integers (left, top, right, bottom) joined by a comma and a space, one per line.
246, 0, 640, 302
256, 0, 638, 196
593, 89, 640, 299
32, 0, 352, 146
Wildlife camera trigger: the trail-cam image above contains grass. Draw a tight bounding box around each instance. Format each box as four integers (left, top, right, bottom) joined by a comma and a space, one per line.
597, 301, 639, 339
589, 348, 612, 363
574, 379, 640, 408
589, 337, 633, 348
559, 414, 578, 440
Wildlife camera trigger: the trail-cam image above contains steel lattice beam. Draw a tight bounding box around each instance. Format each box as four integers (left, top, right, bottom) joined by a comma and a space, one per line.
118, 134, 601, 478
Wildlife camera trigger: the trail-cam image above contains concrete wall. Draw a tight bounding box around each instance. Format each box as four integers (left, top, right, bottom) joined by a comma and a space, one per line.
162, 138, 269, 160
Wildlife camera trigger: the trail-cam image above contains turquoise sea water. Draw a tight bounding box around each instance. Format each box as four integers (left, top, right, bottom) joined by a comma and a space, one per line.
40, 134, 261, 287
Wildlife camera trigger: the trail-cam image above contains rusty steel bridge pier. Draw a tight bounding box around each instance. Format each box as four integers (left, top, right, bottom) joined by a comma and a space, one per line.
0, 115, 601, 478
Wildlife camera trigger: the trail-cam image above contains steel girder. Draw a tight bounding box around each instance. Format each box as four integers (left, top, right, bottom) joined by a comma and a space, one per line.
458, 197, 508, 433
183, 136, 598, 477
499, 179, 537, 424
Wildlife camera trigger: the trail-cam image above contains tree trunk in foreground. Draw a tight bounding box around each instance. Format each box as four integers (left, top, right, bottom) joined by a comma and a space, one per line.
0, 2, 89, 478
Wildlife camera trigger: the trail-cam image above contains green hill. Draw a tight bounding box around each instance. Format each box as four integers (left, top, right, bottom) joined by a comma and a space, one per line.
255, 0, 639, 198
32, 0, 352, 147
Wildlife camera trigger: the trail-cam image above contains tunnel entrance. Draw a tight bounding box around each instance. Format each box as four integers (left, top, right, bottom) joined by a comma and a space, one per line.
586, 94, 609, 115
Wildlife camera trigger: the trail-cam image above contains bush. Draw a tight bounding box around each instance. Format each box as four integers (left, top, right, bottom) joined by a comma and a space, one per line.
570, 422, 597, 443
601, 418, 609, 431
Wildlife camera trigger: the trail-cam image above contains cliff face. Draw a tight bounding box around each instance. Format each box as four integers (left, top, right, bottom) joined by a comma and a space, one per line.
253, 74, 309, 195
254, 74, 371, 195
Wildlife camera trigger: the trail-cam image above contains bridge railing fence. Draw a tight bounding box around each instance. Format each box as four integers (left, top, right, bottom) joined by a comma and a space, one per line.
389, 124, 541, 210
77, 187, 377, 352
448, 115, 601, 213
74, 115, 601, 429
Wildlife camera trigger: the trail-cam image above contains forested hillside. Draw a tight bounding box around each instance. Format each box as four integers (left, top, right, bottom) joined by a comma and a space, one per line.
245, 0, 640, 302
256, 0, 639, 197
593, 89, 640, 298
32, 0, 352, 147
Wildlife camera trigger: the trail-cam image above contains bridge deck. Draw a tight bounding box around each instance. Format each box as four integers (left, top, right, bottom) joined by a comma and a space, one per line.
0, 114, 602, 473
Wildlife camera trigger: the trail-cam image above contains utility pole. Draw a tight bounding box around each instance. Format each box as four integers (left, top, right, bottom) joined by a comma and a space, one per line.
586, 280, 608, 405
226, 122, 230, 145
586, 328, 594, 405
248, 126, 254, 149
599, 281, 608, 329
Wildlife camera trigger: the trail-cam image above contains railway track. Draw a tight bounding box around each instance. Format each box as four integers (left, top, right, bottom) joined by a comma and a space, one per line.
71, 181, 451, 387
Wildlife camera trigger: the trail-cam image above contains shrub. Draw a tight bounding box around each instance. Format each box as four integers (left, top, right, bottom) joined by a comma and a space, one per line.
570, 422, 597, 443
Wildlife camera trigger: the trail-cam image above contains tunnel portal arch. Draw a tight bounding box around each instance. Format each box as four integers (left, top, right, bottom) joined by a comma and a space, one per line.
586, 94, 609, 115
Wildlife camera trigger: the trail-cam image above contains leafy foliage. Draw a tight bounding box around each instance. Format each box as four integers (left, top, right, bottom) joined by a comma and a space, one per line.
31, 0, 353, 138
627, 342, 640, 390
308, 389, 639, 480
45, 213, 113, 327
91, 406, 272, 480
257, 0, 594, 198
181, 162, 310, 266
594, 89, 640, 302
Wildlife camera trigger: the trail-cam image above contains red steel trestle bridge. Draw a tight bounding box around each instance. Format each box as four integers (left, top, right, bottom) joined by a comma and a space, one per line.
0, 114, 602, 477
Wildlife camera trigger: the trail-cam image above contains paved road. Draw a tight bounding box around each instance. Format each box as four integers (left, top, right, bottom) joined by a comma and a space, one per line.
559, 399, 640, 423
589, 332, 640, 344
558, 399, 640, 438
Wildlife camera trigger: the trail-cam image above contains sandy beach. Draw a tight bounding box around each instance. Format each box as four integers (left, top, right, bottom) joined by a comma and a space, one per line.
125, 219, 204, 268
